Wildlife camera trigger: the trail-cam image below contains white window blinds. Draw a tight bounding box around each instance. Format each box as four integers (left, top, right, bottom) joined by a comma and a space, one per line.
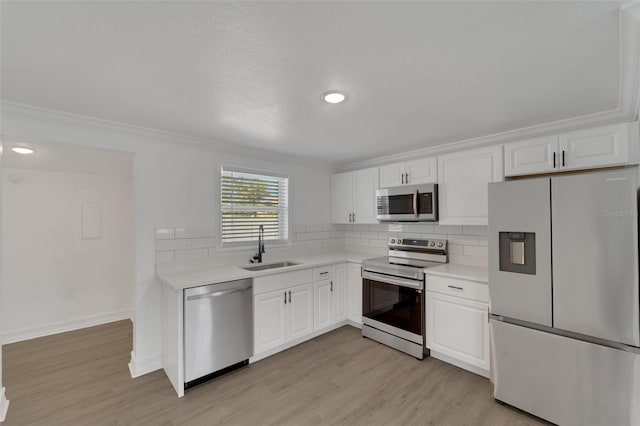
221, 167, 289, 244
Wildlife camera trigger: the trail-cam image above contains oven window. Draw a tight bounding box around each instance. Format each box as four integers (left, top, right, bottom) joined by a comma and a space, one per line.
362, 279, 422, 336
417, 193, 432, 214
387, 194, 415, 215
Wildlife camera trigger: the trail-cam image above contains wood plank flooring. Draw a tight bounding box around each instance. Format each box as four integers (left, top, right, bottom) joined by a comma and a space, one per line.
2, 320, 547, 425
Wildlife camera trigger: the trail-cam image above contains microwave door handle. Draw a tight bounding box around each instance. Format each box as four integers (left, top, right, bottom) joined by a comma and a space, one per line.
413, 189, 419, 218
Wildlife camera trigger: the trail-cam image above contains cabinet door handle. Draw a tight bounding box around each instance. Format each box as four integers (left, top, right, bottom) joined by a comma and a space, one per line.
562, 150, 566, 167
284, 291, 287, 304
401, 173, 405, 184
448, 285, 464, 291
288, 291, 291, 304
330, 281, 333, 292
553, 152, 557, 168
320, 271, 329, 276
353, 213, 355, 222
405, 172, 409, 184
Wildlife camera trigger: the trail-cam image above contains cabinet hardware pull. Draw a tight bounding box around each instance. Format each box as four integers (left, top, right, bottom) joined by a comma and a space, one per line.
448, 285, 464, 291
562, 150, 566, 167
288, 291, 291, 303
320, 271, 329, 275
330, 281, 333, 292
405, 172, 409, 183
401, 173, 405, 184
284, 291, 287, 304
553, 152, 557, 168
353, 213, 355, 222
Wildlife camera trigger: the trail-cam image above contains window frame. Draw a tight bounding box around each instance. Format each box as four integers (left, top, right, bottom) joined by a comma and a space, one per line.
218, 165, 291, 249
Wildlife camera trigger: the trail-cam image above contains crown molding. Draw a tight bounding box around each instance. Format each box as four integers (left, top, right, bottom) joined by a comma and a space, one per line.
0, 101, 336, 170
341, 108, 634, 171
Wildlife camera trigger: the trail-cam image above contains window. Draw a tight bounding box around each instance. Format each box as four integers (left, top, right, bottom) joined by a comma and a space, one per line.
220, 166, 289, 245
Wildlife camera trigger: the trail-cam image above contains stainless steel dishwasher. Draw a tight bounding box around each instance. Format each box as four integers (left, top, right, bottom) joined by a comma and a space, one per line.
184, 278, 253, 388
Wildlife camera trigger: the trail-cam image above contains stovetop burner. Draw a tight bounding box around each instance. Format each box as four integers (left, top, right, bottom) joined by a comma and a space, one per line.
362, 237, 449, 281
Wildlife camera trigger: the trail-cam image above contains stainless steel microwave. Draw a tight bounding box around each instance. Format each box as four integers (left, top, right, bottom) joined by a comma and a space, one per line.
376, 183, 438, 222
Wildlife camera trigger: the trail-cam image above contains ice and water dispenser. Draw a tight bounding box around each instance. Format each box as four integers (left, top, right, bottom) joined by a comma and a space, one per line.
499, 232, 536, 275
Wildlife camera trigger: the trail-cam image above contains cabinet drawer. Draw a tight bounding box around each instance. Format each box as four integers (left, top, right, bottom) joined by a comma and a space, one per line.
313, 266, 333, 281
254, 269, 314, 295
425, 275, 488, 303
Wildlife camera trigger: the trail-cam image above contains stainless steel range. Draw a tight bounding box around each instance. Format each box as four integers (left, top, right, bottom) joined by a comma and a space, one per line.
362, 237, 448, 359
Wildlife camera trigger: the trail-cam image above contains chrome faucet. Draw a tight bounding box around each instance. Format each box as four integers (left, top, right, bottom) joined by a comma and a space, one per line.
250, 225, 265, 263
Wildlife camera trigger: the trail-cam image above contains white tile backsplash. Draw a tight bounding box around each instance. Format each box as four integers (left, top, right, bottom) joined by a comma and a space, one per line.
155, 223, 489, 266
156, 238, 192, 251
174, 227, 215, 239
155, 228, 175, 240
343, 223, 488, 266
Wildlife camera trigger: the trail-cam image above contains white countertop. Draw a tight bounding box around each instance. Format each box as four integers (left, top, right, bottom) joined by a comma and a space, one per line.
157, 250, 374, 291
424, 263, 488, 283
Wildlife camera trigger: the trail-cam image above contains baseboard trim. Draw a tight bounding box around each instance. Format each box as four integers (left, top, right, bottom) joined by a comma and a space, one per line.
250, 321, 350, 363
129, 351, 162, 378
346, 319, 362, 329
0, 387, 10, 422
2, 311, 133, 344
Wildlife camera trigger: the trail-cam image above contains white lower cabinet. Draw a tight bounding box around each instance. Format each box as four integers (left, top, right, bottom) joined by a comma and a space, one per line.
287, 283, 314, 341
314, 264, 348, 331
333, 263, 348, 322
314, 278, 333, 330
254, 263, 355, 359
347, 263, 362, 324
425, 275, 490, 377
254, 288, 289, 354
254, 280, 314, 355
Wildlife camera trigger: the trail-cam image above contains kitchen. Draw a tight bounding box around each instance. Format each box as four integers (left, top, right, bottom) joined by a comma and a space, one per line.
1, 1, 640, 425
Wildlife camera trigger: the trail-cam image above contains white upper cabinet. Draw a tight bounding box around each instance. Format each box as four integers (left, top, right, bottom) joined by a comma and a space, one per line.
505, 122, 638, 177
331, 172, 353, 224
504, 136, 558, 177
379, 162, 405, 188
352, 168, 379, 223
437, 145, 503, 226
379, 157, 437, 188
331, 167, 379, 224
559, 123, 632, 171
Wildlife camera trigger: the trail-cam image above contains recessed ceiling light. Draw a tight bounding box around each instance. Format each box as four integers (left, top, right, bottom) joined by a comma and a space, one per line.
322, 92, 346, 104
12, 147, 35, 155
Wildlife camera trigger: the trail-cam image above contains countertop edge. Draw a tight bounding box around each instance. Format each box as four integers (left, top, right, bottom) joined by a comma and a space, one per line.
423, 265, 489, 284
158, 254, 366, 291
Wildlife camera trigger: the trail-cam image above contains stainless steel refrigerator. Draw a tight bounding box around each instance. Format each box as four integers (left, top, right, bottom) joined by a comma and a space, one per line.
489, 168, 640, 426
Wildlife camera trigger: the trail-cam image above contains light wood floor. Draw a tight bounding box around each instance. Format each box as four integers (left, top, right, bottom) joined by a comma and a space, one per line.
3, 320, 548, 425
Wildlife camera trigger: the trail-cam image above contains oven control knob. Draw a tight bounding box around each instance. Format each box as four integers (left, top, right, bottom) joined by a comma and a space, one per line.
438, 242, 444, 248
397, 239, 402, 244
390, 239, 396, 244
430, 241, 436, 247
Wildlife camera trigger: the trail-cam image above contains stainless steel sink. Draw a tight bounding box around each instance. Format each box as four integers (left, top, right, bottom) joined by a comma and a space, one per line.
241, 261, 300, 272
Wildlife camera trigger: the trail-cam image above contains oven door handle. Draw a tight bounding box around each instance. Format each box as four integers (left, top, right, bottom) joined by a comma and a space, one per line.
414, 189, 419, 218
362, 270, 423, 290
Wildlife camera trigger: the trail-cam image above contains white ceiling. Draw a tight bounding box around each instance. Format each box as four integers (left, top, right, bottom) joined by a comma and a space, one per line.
0, 1, 632, 164
3, 139, 134, 177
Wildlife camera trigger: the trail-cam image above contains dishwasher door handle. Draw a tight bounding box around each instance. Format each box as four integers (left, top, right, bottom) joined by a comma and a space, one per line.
186, 285, 252, 301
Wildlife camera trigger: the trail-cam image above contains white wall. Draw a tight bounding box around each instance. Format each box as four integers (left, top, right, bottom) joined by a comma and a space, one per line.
0, 104, 334, 376
0, 138, 9, 422
2, 168, 134, 342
